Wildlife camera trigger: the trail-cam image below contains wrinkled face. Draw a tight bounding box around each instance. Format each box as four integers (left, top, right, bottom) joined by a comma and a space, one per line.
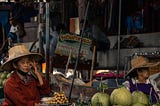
137, 68, 150, 79
17, 57, 31, 73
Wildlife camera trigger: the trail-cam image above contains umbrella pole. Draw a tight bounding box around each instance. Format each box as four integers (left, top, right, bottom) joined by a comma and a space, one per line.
116, 0, 122, 86
45, 2, 50, 81
68, 0, 90, 102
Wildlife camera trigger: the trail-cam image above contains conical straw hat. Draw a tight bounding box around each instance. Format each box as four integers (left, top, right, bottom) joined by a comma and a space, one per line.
1, 44, 43, 71
125, 56, 160, 77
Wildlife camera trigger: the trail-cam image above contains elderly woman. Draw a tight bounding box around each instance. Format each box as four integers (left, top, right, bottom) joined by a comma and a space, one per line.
1, 44, 50, 106
124, 56, 160, 104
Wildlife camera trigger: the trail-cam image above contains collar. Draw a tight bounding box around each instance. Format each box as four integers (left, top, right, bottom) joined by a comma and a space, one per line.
17, 69, 28, 76
131, 78, 151, 84
15, 71, 30, 83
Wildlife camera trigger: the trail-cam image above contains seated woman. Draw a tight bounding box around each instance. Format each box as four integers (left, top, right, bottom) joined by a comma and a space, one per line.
123, 56, 160, 104
8, 17, 25, 43
1, 44, 50, 106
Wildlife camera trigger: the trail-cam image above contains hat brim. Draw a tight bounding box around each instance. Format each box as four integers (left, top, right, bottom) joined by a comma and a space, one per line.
1, 53, 43, 72
125, 62, 160, 78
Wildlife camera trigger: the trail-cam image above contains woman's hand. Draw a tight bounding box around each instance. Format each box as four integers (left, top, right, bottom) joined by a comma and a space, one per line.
35, 103, 40, 106
30, 60, 44, 86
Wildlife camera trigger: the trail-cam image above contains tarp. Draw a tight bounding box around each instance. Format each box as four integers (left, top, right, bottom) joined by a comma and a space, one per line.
0, 11, 10, 34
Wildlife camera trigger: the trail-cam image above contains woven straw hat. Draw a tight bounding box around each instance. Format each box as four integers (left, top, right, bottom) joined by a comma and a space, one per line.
1, 44, 43, 71
125, 56, 160, 77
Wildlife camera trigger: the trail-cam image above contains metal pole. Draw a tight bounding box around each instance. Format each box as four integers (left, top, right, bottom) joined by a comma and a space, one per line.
38, 1, 45, 72
68, 0, 90, 102
45, 2, 50, 81
38, 2, 44, 56
116, 0, 122, 85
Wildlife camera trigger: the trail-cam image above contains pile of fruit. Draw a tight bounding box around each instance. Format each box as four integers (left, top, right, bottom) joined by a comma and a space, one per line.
91, 87, 157, 106
0, 71, 12, 88
45, 92, 69, 104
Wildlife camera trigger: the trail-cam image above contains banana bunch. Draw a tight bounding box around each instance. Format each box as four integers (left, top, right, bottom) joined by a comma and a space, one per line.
46, 92, 69, 104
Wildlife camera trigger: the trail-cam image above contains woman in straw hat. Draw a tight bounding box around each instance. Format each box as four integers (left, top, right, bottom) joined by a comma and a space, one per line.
123, 56, 160, 104
1, 44, 50, 106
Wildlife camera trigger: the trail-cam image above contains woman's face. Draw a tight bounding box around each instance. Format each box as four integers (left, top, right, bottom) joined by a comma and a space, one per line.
9, 20, 16, 26
137, 68, 150, 79
17, 57, 31, 73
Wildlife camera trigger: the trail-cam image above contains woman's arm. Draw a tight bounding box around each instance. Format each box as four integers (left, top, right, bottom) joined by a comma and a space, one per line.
122, 80, 130, 90
30, 60, 50, 95
30, 60, 43, 86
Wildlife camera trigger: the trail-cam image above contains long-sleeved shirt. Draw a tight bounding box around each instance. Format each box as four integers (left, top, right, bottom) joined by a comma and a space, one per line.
2, 71, 50, 106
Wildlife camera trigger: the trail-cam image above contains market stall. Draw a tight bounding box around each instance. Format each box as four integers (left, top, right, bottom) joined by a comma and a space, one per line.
1, 0, 160, 106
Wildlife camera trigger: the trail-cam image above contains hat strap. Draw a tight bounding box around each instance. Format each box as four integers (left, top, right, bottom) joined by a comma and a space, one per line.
17, 69, 28, 77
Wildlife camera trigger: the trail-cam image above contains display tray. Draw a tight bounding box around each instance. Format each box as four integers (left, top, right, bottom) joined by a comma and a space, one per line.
51, 82, 115, 100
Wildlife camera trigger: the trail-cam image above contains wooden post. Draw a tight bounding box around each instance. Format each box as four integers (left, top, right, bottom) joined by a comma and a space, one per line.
65, 50, 72, 75
89, 46, 96, 86
83, 46, 96, 87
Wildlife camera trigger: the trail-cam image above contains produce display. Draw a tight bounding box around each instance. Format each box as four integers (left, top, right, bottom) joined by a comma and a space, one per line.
132, 91, 149, 105
0, 71, 12, 88
91, 92, 110, 106
132, 103, 146, 106
90, 86, 160, 106
44, 92, 69, 104
110, 87, 132, 106
0, 69, 158, 106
